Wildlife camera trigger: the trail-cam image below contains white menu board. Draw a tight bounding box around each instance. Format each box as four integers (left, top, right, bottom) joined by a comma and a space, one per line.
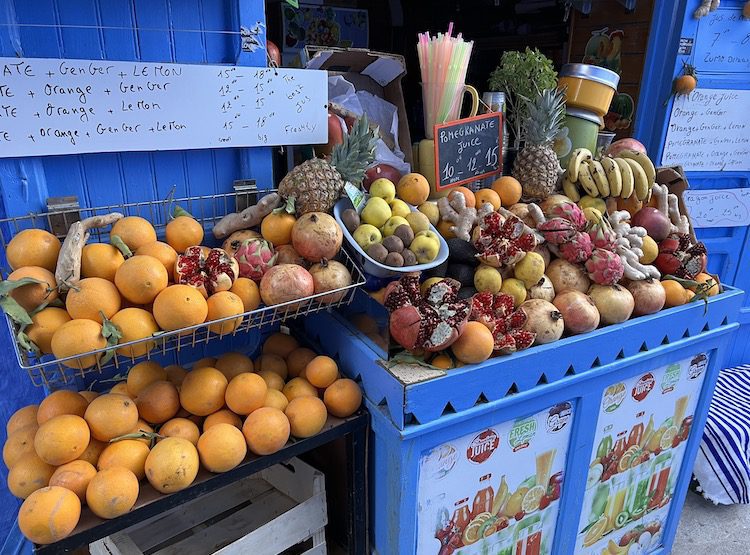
683, 188, 750, 228
662, 88, 750, 171
416, 402, 574, 555
575, 352, 709, 554
0, 57, 328, 158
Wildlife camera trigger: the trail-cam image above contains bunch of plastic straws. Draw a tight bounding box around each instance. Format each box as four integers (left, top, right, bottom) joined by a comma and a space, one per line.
417, 23, 474, 134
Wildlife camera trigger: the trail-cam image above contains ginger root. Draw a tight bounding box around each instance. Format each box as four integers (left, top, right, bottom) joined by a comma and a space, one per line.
56, 212, 124, 292
610, 210, 661, 280
212, 192, 280, 239
652, 184, 690, 235
437, 192, 493, 242
694, 0, 719, 18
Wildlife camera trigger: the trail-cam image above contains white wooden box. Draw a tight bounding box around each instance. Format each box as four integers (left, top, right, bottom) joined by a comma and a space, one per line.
89, 458, 327, 555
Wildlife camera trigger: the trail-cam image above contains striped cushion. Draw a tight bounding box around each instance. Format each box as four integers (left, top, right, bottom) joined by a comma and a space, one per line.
693, 365, 750, 504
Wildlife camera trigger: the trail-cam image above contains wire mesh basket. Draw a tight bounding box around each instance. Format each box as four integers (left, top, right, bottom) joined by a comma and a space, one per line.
0, 191, 366, 387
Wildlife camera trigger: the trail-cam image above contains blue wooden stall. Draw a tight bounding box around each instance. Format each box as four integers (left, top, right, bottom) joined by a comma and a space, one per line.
635, 0, 750, 365
306, 286, 742, 554
0, 0, 273, 544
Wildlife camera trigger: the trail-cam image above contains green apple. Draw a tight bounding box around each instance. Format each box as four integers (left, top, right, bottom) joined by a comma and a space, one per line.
409, 234, 440, 264
361, 197, 392, 228
389, 199, 411, 219
353, 224, 382, 251
370, 178, 396, 203
415, 229, 440, 242
405, 211, 431, 234
382, 216, 409, 237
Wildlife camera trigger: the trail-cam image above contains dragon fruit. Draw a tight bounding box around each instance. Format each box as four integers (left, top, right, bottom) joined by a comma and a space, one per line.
175, 246, 239, 297
559, 232, 593, 263
588, 219, 618, 250
234, 238, 278, 282
473, 212, 537, 268
585, 248, 625, 285
384, 273, 470, 352
548, 201, 588, 230
537, 218, 579, 245
470, 292, 535, 354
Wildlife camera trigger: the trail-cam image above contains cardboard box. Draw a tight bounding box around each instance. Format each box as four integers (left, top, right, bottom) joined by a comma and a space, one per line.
303, 46, 412, 164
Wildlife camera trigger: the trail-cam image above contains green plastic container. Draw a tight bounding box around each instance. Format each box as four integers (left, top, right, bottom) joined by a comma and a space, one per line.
559, 107, 602, 167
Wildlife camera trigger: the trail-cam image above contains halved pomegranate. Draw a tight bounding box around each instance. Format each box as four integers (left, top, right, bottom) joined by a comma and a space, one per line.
175, 246, 239, 297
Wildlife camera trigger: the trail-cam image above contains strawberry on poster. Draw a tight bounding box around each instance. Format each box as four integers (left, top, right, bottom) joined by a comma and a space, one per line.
576, 353, 710, 554
416, 402, 575, 555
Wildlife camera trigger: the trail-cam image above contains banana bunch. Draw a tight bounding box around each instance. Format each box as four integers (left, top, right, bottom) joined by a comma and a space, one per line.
562, 148, 655, 203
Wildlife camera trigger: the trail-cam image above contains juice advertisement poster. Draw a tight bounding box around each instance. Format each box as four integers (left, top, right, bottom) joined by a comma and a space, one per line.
576, 352, 710, 554
416, 402, 574, 555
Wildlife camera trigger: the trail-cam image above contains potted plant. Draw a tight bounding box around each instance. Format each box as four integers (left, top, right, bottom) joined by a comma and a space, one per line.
488, 47, 558, 156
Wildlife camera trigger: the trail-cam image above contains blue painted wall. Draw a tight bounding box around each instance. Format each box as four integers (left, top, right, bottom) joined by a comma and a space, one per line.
0, 0, 272, 542
635, 0, 749, 364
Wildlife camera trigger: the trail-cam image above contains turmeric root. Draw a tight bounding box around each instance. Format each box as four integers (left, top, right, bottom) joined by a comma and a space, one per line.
56, 212, 124, 292
212, 193, 280, 239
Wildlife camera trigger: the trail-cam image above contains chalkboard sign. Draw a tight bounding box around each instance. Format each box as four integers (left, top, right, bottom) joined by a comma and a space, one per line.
0, 57, 328, 159
694, 7, 750, 73
683, 188, 750, 228
433, 112, 503, 190
662, 88, 750, 172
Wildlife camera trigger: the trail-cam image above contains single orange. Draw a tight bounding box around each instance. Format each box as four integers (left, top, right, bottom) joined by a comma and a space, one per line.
261, 211, 297, 246
165, 216, 204, 254
26, 308, 71, 355
115, 255, 168, 305
230, 277, 261, 312
110, 308, 159, 358
6, 229, 61, 272
448, 186, 476, 208
136, 241, 178, 281
80, 243, 125, 282
110, 216, 157, 251
152, 285, 208, 332
7, 266, 58, 312
474, 188, 502, 210
396, 173, 430, 206
491, 176, 523, 206
65, 277, 121, 323
305, 356, 339, 389
323, 378, 362, 418
206, 291, 244, 335
661, 280, 689, 308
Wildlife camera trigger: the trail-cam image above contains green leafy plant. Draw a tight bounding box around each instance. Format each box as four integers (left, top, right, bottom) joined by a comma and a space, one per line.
488, 48, 558, 150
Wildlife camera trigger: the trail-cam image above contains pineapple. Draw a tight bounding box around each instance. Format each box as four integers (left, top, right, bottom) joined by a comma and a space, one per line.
512, 88, 566, 200
279, 115, 377, 215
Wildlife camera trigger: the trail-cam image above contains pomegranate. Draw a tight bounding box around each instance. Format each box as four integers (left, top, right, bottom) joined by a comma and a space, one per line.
553, 290, 600, 334
175, 246, 239, 297
631, 208, 672, 242
547, 259, 591, 294
606, 138, 647, 157
627, 278, 666, 316
520, 299, 564, 345
276, 244, 306, 266
588, 284, 635, 325
291, 212, 343, 263
259, 264, 314, 309
527, 275, 555, 302
309, 259, 352, 304
222, 230, 262, 257
363, 164, 403, 192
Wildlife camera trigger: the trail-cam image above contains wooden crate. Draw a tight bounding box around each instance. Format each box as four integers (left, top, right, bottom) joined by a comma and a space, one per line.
89, 458, 327, 555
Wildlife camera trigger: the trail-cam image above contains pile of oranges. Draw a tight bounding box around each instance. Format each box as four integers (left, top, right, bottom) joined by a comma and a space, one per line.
3, 332, 362, 545
4, 214, 264, 370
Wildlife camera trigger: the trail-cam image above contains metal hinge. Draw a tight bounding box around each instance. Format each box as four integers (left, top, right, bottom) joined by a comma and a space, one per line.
46, 196, 80, 236
232, 179, 258, 213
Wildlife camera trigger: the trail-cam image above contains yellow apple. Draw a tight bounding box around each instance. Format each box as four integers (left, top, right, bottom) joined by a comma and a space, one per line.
370, 178, 396, 203
353, 224, 382, 251
409, 234, 440, 264
382, 216, 410, 237
389, 199, 411, 219
361, 197, 392, 228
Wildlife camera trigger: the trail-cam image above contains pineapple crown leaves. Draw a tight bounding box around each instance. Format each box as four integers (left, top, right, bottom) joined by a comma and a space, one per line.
519, 88, 566, 147
330, 113, 378, 186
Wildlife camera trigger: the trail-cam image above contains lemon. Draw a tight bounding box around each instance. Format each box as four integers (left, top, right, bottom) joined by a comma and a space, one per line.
640, 235, 658, 265
501, 278, 527, 307
583, 514, 608, 547
521, 484, 546, 513
660, 425, 679, 450
514, 252, 545, 288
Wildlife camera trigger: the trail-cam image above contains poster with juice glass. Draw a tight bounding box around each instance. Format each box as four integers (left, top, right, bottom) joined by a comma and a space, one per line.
416, 402, 575, 555
576, 352, 710, 554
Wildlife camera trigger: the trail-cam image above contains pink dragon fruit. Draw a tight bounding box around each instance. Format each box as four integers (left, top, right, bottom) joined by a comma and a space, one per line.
587, 215, 618, 250
537, 218, 579, 245
585, 248, 625, 285
234, 238, 278, 282
559, 232, 593, 263
548, 201, 588, 230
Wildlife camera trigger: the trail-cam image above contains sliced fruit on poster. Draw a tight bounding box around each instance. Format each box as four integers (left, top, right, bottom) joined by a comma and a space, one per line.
583, 27, 624, 73
417, 402, 575, 554
604, 93, 635, 132
575, 353, 709, 554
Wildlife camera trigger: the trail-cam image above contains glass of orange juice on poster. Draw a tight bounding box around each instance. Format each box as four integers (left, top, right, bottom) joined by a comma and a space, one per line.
673, 395, 689, 428
604, 473, 631, 532
535, 449, 557, 487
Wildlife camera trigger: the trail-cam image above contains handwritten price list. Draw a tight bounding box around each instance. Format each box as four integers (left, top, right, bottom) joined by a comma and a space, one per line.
0, 57, 327, 159
695, 7, 750, 72
662, 88, 750, 172
683, 188, 750, 228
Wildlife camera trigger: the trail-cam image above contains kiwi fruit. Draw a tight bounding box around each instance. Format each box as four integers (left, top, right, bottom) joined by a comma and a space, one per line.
366, 243, 388, 263
393, 224, 414, 247
341, 208, 360, 233
385, 252, 405, 267
401, 250, 417, 266
382, 235, 404, 253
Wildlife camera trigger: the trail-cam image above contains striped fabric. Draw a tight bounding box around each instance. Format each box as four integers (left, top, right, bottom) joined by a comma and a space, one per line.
693, 365, 750, 505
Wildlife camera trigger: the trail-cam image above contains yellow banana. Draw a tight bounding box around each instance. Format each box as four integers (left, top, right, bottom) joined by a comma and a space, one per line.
587, 159, 610, 197
615, 158, 634, 199
567, 148, 593, 182
600, 156, 622, 197
577, 162, 599, 197
563, 175, 581, 202
623, 158, 649, 200
618, 149, 656, 188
